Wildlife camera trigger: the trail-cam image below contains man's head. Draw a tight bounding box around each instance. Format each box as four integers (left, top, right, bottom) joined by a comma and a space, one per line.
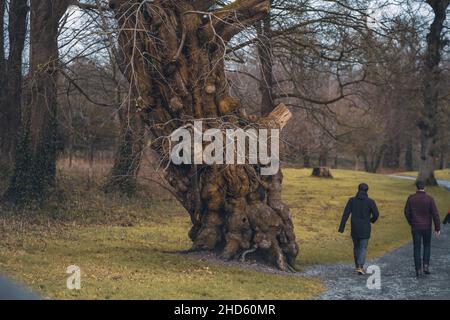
416, 180, 425, 191
358, 183, 369, 192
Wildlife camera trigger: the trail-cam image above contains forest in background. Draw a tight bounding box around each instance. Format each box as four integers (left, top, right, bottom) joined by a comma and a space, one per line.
1, 1, 449, 192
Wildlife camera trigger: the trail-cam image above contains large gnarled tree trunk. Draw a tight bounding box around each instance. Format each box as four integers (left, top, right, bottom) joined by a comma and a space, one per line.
110, 0, 298, 270
417, 0, 450, 185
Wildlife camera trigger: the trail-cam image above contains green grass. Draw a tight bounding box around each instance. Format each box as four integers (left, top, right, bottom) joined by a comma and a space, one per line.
0, 168, 449, 299
0, 221, 320, 299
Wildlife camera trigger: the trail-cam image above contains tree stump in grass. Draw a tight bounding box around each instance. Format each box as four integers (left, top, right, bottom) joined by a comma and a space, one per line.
312, 167, 333, 178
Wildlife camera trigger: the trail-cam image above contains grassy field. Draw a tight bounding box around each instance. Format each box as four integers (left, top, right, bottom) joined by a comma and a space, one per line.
0, 168, 449, 299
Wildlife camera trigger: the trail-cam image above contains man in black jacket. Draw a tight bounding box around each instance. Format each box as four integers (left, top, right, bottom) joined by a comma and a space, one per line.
404, 181, 441, 278
443, 210, 450, 225
339, 183, 380, 275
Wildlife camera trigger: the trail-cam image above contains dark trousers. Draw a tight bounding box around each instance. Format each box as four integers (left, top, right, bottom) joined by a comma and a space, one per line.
412, 229, 432, 271
352, 237, 369, 267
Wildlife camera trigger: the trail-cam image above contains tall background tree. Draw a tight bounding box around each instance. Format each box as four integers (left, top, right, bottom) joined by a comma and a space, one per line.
5, 0, 72, 202
0, 0, 28, 162
417, 0, 450, 185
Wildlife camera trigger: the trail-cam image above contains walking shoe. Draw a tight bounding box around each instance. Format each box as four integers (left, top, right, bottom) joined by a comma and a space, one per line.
355, 267, 365, 275
416, 269, 423, 278
423, 265, 431, 275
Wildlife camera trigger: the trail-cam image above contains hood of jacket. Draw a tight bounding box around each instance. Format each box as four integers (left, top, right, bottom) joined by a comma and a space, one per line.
356, 190, 368, 200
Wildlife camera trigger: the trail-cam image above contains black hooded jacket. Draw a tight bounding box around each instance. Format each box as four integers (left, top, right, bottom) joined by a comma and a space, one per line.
444, 212, 450, 225
338, 191, 379, 239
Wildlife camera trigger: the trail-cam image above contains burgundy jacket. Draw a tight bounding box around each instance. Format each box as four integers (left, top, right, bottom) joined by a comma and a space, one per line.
404, 191, 441, 231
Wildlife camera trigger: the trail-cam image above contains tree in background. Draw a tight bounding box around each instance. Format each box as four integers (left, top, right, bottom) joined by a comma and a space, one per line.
103, 100, 145, 196
0, 0, 28, 162
229, 0, 391, 169
58, 58, 120, 183
417, 0, 450, 185
5, 0, 72, 203
99, 14, 146, 196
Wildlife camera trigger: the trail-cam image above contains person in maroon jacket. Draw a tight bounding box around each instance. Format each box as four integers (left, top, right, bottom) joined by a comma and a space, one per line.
404, 181, 441, 278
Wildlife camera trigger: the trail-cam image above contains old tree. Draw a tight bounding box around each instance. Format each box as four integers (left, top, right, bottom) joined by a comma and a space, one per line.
417, 0, 450, 185
109, 0, 298, 271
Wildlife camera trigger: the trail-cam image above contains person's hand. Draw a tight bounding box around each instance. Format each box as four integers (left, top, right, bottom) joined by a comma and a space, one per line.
435, 230, 441, 237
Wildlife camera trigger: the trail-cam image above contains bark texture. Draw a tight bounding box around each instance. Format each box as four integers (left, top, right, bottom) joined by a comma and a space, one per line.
0, 1, 4, 69
5, 0, 71, 202
256, 4, 274, 116
110, 0, 298, 270
405, 141, 414, 171
383, 141, 400, 169
104, 106, 145, 196
418, 0, 450, 185
0, 0, 28, 161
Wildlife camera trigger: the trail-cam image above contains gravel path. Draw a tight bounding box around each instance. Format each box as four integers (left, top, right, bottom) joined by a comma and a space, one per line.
303, 224, 450, 300
304, 176, 450, 300
390, 175, 450, 191
0, 276, 41, 300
